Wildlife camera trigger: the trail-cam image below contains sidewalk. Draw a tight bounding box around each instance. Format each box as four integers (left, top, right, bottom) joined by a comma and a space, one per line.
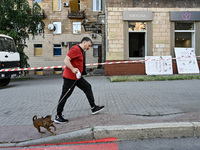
0, 75, 200, 148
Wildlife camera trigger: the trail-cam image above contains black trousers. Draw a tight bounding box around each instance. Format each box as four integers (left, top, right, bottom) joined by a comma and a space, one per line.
57, 77, 96, 116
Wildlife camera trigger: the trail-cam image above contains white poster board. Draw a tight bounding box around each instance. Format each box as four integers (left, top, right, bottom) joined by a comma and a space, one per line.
175, 48, 199, 74
145, 56, 173, 75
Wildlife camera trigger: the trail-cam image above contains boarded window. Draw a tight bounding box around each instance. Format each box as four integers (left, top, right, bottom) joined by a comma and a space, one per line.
34, 44, 43, 56
69, 0, 79, 13
53, 0, 61, 11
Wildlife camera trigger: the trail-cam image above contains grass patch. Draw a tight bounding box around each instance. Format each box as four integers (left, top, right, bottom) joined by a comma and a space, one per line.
109, 75, 200, 82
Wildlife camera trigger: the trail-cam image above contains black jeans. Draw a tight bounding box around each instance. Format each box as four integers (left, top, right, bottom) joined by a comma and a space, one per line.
57, 77, 96, 116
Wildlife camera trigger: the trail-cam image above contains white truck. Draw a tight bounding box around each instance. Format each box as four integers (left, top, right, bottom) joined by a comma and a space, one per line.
0, 34, 20, 86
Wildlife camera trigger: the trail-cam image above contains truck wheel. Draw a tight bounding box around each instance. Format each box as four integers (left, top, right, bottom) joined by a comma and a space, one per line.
0, 78, 11, 86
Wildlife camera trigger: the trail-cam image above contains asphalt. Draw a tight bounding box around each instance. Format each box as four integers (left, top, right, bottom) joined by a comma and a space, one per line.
0, 74, 200, 148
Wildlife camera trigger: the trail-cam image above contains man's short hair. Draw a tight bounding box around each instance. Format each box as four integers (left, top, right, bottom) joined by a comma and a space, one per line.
81, 37, 93, 45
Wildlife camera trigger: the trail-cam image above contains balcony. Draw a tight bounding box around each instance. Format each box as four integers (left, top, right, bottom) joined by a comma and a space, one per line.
68, 10, 85, 19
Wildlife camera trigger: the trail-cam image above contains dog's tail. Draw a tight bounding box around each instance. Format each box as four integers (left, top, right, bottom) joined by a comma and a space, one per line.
32, 115, 37, 121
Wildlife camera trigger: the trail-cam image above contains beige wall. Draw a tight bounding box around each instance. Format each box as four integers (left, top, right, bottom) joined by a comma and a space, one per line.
25, 34, 101, 67
26, 0, 102, 68
106, 7, 200, 61
106, 7, 124, 60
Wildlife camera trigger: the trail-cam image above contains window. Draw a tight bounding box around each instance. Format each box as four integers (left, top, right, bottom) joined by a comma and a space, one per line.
69, 42, 79, 49
34, 44, 42, 56
129, 22, 146, 57
53, 0, 61, 11
175, 22, 195, 48
0, 37, 17, 52
69, 0, 80, 12
33, 0, 41, 3
78, 0, 80, 10
93, 45, 98, 57
93, 0, 101, 11
54, 44, 62, 56
73, 22, 81, 34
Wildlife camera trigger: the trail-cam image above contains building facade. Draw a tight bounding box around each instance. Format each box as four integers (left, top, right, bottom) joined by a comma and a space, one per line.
104, 0, 200, 75
26, 0, 103, 74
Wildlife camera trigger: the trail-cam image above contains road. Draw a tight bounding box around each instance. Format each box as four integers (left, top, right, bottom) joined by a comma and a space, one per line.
118, 137, 200, 150
4, 137, 200, 150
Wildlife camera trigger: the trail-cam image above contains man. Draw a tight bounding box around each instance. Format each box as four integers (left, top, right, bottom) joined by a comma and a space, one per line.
54, 37, 105, 123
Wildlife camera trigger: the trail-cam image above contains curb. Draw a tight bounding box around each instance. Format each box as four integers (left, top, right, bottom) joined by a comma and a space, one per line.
1, 122, 200, 148
93, 122, 200, 140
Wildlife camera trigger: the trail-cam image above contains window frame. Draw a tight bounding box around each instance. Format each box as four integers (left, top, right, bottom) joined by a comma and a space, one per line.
128, 21, 147, 58
53, 44, 62, 56
93, 45, 99, 57
34, 44, 43, 56
174, 22, 195, 48
53, 0, 61, 11
53, 22, 62, 34
73, 22, 81, 34
93, 0, 101, 12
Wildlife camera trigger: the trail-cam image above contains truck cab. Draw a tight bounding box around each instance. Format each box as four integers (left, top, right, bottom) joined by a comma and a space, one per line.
0, 34, 20, 86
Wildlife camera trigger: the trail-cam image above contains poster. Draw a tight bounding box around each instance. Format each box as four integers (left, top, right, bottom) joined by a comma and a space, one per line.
175, 48, 199, 74
145, 56, 173, 75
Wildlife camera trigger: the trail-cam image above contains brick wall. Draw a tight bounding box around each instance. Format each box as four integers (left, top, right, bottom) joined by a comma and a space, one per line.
105, 0, 200, 75
132, 0, 200, 8
25, 0, 101, 68
106, 7, 124, 60
106, 7, 200, 60
106, 0, 200, 8
152, 10, 171, 56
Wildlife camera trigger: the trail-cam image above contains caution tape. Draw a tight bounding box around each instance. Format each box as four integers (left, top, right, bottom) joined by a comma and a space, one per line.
0, 56, 199, 72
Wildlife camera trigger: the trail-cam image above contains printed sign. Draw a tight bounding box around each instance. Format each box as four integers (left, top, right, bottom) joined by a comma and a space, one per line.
145, 56, 173, 75
170, 11, 200, 21
123, 11, 153, 21
175, 48, 199, 74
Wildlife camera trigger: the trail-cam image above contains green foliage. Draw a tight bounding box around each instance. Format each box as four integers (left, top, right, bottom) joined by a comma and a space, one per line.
0, 0, 45, 69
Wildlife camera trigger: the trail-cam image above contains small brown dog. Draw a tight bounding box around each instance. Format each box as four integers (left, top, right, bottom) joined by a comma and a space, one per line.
32, 115, 56, 135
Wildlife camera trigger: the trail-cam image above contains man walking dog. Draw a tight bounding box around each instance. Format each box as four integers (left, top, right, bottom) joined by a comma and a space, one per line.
54, 37, 105, 123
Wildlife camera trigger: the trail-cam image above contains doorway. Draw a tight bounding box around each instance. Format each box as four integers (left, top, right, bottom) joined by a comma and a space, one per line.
129, 32, 145, 57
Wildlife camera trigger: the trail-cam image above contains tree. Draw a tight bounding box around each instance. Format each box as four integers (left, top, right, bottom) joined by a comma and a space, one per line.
0, 0, 45, 69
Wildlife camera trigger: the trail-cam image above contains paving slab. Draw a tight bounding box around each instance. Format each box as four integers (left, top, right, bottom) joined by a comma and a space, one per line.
0, 75, 200, 148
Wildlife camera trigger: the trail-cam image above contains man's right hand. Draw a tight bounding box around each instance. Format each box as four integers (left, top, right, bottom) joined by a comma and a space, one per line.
72, 68, 79, 74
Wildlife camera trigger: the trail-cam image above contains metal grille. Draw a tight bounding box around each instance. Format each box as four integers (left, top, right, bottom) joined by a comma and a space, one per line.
0, 61, 20, 69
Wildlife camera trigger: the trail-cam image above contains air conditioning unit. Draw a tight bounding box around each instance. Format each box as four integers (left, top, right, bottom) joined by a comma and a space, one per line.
91, 33, 96, 38
63, 2, 69, 7
48, 24, 54, 31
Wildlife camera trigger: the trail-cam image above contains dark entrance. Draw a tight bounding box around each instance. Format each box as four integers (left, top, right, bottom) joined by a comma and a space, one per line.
129, 32, 145, 57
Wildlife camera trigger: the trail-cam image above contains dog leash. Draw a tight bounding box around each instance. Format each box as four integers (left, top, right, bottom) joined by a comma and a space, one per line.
50, 78, 79, 116
50, 45, 86, 116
